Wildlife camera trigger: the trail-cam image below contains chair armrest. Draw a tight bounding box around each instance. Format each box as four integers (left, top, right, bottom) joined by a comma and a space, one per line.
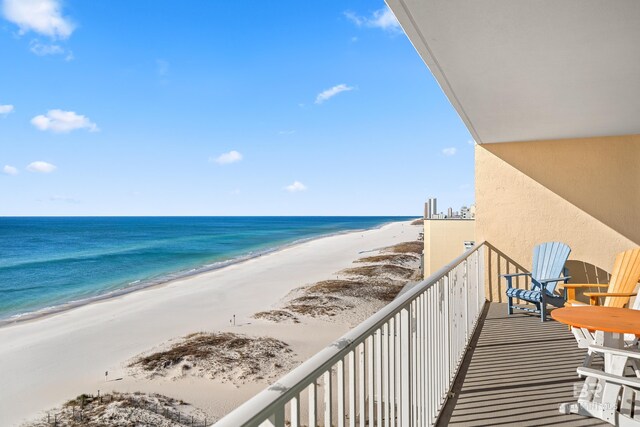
589, 344, 640, 360
563, 283, 609, 289
501, 272, 531, 290
539, 276, 572, 284
582, 292, 637, 298
583, 291, 636, 305
576, 367, 640, 389
500, 273, 531, 278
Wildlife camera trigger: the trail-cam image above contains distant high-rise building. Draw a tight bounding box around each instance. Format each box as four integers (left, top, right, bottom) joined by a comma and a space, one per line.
447, 207, 453, 218
425, 197, 438, 219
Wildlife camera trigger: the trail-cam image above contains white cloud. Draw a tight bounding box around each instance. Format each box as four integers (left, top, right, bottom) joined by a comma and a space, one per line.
156, 59, 169, 84
31, 109, 98, 133
285, 181, 307, 193
442, 147, 457, 156
49, 195, 79, 203
2, 165, 18, 175
211, 150, 243, 165
156, 59, 169, 77
2, 0, 75, 39
315, 84, 354, 104
0, 104, 14, 116
29, 39, 73, 59
344, 6, 401, 32
27, 161, 56, 173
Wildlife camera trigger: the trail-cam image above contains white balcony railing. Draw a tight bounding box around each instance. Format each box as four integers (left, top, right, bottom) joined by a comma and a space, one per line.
214, 242, 488, 427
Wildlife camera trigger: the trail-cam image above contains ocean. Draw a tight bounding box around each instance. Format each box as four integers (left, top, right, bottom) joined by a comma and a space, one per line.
0, 216, 411, 323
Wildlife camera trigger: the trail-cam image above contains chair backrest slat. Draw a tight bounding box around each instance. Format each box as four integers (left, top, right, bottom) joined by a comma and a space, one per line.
531, 242, 571, 294
605, 248, 640, 308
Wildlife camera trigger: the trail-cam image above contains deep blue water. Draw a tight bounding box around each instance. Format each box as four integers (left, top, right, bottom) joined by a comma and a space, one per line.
0, 217, 411, 321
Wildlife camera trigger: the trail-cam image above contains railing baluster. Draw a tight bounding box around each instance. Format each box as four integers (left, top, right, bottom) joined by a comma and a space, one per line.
359, 343, 366, 427
389, 317, 396, 427
419, 293, 426, 427
400, 305, 411, 426
415, 297, 421, 427
291, 395, 300, 427
349, 350, 356, 427
427, 287, 434, 425
368, 336, 374, 425
324, 370, 332, 427
383, 322, 389, 427
411, 298, 419, 425
376, 328, 382, 426
395, 313, 401, 427
444, 274, 451, 394
309, 381, 317, 427
338, 359, 345, 427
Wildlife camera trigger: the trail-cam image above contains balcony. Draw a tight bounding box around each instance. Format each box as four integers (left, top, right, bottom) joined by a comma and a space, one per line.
439, 303, 606, 426
213, 243, 612, 426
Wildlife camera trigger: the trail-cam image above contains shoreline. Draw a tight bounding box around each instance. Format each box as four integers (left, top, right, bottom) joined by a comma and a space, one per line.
0, 219, 420, 426
0, 220, 403, 328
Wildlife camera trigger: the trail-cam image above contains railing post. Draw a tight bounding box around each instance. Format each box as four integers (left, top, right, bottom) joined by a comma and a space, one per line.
400, 305, 411, 426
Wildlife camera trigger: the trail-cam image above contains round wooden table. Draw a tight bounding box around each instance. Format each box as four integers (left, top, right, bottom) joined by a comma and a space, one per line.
551, 306, 640, 336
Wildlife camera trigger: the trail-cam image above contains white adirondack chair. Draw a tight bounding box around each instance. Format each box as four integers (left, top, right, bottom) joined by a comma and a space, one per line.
569, 345, 640, 426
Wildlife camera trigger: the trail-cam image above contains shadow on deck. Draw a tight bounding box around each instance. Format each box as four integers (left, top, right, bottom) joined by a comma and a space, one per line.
438, 303, 607, 426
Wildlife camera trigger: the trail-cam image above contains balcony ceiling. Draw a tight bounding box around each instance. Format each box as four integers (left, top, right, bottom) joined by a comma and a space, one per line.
387, 0, 640, 144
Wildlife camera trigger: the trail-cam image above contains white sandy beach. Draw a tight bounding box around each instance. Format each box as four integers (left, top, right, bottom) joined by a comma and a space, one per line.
0, 220, 420, 426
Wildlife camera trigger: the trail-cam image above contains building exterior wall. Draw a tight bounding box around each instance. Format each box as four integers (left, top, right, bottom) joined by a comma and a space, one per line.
475, 134, 640, 300
423, 219, 475, 278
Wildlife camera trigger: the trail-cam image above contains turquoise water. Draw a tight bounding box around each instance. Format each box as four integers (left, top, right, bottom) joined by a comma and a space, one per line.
0, 216, 411, 322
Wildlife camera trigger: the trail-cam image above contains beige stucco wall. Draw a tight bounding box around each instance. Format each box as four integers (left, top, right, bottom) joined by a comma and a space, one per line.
423, 219, 475, 278
476, 134, 640, 300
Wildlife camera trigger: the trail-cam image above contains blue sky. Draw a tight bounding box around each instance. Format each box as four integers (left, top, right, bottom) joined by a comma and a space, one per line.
0, 0, 474, 216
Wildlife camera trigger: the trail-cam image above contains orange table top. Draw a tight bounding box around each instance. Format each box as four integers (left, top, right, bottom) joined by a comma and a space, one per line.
551, 306, 640, 335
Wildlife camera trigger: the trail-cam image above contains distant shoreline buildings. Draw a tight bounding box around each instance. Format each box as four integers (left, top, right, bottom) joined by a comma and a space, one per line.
421, 197, 476, 277
424, 197, 475, 220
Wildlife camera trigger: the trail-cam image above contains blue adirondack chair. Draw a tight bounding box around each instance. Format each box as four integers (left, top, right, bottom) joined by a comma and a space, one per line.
503, 242, 572, 322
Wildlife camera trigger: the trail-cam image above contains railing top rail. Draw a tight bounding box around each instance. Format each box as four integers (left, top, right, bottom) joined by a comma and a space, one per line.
214, 241, 488, 426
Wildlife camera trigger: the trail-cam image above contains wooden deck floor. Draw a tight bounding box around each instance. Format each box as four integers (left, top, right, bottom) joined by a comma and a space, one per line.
437, 303, 608, 426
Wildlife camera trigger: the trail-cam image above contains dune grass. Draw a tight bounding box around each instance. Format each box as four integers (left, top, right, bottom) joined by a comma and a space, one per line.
354, 253, 418, 265
129, 332, 294, 382
385, 241, 423, 255
342, 264, 414, 279
253, 310, 300, 323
